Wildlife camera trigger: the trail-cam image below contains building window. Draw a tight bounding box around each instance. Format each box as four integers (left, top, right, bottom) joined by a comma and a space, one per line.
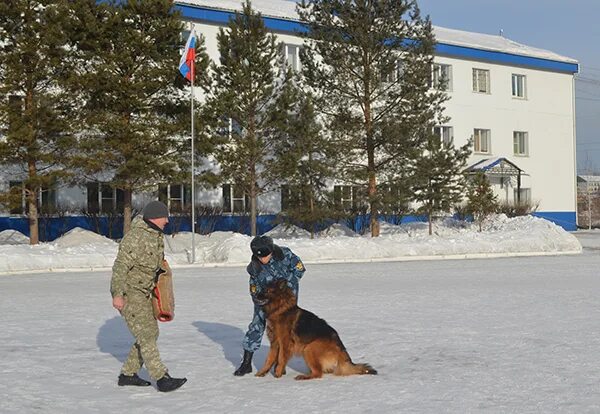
514, 188, 531, 203
159, 184, 191, 213
512, 74, 526, 98
513, 131, 529, 156
8, 181, 57, 215
432, 63, 452, 91
382, 60, 403, 84
87, 182, 124, 214
433, 126, 454, 147
473, 129, 491, 154
8, 181, 24, 215
39, 186, 57, 214
472, 68, 490, 93
281, 184, 307, 211
333, 185, 363, 211
282, 43, 302, 72
222, 184, 248, 213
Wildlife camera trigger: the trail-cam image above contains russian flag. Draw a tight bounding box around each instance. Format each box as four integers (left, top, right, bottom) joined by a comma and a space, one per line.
179, 30, 196, 81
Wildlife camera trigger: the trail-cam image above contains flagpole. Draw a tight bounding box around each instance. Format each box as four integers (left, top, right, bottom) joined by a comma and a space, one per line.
190, 32, 196, 264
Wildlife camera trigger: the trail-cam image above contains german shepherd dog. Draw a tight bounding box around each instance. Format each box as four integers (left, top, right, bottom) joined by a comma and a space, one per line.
254, 279, 377, 380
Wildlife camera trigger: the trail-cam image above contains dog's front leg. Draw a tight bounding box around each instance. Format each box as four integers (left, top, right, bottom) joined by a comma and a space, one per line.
274, 341, 291, 378
255, 343, 278, 377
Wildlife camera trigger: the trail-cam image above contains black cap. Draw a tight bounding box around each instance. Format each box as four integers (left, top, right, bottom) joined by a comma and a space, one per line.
251, 235, 274, 257
143, 201, 169, 219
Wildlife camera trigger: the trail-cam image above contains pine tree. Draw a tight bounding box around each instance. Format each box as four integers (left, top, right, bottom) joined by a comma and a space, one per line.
298, 0, 447, 237
412, 135, 471, 235
466, 171, 498, 231
68, 0, 211, 234
0, 0, 77, 245
270, 88, 337, 238
207, 1, 295, 236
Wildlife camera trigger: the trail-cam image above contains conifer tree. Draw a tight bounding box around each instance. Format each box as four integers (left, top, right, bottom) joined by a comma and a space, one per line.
298, 0, 447, 237
69, 0, 211, 234
270, 89, 337, 238
207, 1, 295, 236
412, 135, 471, 235
0, 0, 77, 245
466, 171, 498, 231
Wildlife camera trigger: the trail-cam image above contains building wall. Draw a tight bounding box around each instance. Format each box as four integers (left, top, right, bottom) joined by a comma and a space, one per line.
435, 55, 576, 213
0, 9, 578, 230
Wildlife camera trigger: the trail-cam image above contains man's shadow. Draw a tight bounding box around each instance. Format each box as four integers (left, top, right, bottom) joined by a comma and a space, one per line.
97, 316, 133, 363
192, 321, 307, 373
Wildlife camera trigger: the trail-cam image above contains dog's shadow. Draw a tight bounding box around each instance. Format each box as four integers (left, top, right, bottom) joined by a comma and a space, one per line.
192, 321, 307, 373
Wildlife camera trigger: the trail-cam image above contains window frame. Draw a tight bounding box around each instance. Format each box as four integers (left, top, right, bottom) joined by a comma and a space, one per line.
432, 63, 452, 91
472, 68, 491, 94
159, 183, 191, 214
333, 185, 364, 211
222, 184, 249, 214
511, 73, 527, 99
514, 188, 531, 204
433, 125, 454, 147
473, 128, 491, 154
513, 131, 529, 156
87, 182, 123, 214
282, 43, 302, 72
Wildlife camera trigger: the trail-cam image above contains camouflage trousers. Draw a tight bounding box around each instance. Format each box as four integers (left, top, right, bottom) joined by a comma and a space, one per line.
242, 304, 266, 353
120, 290, 167, 380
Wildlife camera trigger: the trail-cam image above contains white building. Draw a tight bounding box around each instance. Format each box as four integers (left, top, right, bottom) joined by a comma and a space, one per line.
0, 0, 580, 233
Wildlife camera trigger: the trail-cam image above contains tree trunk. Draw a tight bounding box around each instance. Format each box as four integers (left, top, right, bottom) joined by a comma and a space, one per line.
428, 209, 433, 236
27, 161, 39, 245
363, 54, 379, 238
27, 191, 39, 245
250, 190, 257, 236
123, 188, 133, 235
250, 160, 257, 236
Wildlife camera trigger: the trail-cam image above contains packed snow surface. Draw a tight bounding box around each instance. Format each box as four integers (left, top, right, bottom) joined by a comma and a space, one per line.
2, 248, 600, 413
0, 215, 581, 274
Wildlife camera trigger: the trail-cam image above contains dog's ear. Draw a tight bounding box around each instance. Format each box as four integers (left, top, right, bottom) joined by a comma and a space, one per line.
277, 279, 287, 290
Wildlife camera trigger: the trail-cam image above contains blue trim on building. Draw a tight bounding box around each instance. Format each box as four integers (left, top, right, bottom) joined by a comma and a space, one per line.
175, 4, 578, 74
0, 211, 576, 241
531, 211, 577, 231
435, 43, 578, 73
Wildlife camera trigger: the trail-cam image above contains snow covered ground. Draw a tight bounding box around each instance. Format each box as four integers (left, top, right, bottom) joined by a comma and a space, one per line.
0, 214, 582, 274
2, 247, 600, 413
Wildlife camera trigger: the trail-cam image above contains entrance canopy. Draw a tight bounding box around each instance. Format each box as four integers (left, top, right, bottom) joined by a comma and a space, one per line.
465, 157, 528, 202
464, 157, 525, 176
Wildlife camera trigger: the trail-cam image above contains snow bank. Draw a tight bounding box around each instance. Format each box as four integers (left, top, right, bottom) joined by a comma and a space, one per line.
0, 215, 581, 274
0, 229, 29, 245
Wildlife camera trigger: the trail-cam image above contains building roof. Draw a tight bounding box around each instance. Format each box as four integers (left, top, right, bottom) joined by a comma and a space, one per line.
175, 0, 578, 69
578, 175, 600, 183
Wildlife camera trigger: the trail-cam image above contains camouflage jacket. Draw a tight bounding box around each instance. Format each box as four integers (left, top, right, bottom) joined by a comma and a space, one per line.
110, 216, 165, 298
246, 245, 305, 298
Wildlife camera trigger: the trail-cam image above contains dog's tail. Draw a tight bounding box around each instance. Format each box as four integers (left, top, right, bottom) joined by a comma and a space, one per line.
335, 352, 378, 376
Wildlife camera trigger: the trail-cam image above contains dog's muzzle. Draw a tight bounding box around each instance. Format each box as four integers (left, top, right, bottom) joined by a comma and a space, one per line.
253, 296, 268, 306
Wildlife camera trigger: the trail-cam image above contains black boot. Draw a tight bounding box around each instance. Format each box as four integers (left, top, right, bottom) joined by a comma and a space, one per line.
156, 373, 187, 392
118, 373, 151, 387
233, 350, 253, 376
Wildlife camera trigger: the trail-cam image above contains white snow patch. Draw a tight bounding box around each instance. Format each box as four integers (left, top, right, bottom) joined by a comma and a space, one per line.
318, 222, 358, 237
265, 223, 311, 239
0, 229, 29, 245
0, 215, 582, 274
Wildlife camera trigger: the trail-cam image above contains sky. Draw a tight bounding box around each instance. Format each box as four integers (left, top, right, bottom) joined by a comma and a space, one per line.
415, 0, 600, 173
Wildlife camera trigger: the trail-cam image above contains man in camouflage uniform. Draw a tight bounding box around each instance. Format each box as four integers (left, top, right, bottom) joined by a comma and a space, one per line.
110, 200, 187, 392
233, 235, 306, 376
